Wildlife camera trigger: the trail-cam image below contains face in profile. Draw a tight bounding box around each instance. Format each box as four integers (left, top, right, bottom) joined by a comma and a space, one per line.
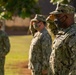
32, 21, 41, 30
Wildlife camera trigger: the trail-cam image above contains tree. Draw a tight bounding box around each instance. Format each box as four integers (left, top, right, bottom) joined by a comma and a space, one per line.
0, 0, 40, 19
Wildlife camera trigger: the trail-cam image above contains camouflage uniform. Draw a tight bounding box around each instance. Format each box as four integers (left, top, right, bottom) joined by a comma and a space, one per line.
49, 4, 76, 75
0, 30, 10, 75
46, 14, 58, 41
28, 14, 52, 75
46, 14, 58, 36
29, 20, 37, 36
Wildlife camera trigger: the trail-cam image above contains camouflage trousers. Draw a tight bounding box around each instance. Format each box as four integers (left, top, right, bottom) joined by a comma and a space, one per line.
0, 57, 5, 75
31, 71, 49, 75
31, 69, 51, 75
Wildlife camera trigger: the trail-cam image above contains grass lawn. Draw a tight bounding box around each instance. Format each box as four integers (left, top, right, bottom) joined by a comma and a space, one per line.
5, 35, 32, 75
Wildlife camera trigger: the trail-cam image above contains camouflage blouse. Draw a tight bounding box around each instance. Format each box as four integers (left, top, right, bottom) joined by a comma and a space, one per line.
50, 24, 76, 75
28, 28, 52, 72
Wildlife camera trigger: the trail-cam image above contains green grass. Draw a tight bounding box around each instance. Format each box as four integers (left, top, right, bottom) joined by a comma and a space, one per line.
5, 35, 32, 75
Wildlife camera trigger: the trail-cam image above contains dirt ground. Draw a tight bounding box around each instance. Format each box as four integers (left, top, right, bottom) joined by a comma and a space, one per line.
15, 61, 31, 75
6, 61, 31, 75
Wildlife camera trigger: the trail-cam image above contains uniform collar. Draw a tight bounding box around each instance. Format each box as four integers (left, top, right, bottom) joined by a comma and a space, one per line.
57, 23, 76, 35
40, 27, 46, 33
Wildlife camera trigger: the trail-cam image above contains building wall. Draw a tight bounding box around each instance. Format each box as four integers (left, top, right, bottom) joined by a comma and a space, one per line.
5, 17, 30, 35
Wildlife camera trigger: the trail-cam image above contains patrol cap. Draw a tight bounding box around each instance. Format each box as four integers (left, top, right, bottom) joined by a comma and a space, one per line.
31, 14, 46, 22
50, 4, 75, 14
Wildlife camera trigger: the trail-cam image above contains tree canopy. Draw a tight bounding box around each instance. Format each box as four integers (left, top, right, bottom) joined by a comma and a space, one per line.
0, 0, 40, 19
0, 0, 75, 19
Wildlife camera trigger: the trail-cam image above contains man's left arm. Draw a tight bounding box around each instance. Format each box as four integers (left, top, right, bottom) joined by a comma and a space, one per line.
68, 38, 76, 75
2, 33, 10, 56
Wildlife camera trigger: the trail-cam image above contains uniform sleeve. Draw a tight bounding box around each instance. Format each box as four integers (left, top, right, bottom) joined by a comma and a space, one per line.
68, 36, 76, 75
41, 35, 52, 70
2, 33, 10, 56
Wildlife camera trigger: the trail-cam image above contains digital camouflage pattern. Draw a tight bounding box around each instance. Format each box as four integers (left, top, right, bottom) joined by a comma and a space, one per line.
31, 14, 46, 23
0, 30, 10, 75
28, 28, 52, 75
29, 20, 37, 36
0, 58, 5, 75
46, 15, 58, 35
46, 14, 58, 39
49, 24, 76, 75
50, 4, 75, 14
29, 14, 46, 36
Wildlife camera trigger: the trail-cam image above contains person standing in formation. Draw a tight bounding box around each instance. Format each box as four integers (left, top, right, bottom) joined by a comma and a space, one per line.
49, 4, 76, 75
28, 14, 52, 75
